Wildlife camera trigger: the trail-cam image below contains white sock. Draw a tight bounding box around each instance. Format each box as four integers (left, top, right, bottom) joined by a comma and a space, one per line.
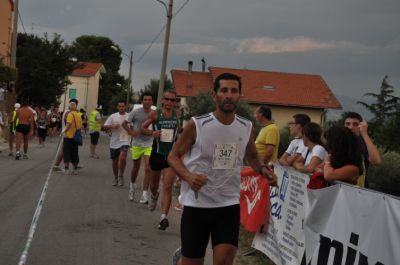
143, 190, 148, 196
161, 214, 167, 220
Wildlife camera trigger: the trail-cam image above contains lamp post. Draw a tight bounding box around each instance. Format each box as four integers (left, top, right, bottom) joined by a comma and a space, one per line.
156, 0, 173, 107
111, 46, 133, 106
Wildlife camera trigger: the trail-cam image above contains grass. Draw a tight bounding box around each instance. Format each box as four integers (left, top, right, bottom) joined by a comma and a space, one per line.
235, 227, 275, 265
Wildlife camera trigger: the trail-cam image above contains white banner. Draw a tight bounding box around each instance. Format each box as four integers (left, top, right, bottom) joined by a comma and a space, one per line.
304, 184, 400, 265
252, 165, 310, 265
252, 165, 400, 265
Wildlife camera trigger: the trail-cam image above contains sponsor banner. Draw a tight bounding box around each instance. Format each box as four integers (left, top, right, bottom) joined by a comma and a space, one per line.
304, 184, 400, 265
240, 167, 270, 233
252, 165, 310, 265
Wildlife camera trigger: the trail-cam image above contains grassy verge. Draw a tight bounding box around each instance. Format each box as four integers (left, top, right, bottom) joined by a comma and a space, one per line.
235, 227, 275, 265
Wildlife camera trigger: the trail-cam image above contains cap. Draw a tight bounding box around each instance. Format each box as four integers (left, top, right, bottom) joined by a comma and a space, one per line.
14, 103, 21, 109
96, 105, 102, 110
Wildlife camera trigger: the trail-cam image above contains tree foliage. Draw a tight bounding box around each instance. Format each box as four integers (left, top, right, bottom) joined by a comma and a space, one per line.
16, 33, 76, 107
70, 35, 125, 113
138, 76, 173, 104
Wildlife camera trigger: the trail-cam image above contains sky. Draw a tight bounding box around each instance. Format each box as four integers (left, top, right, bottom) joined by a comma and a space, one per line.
19, 0, 400, 102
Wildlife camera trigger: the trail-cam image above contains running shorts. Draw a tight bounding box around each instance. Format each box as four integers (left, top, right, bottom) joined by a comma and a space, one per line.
131, 146, 152, 160
89, 131, 100, 145
16, 124, 30, 135
180, 204, 240, 259
110, 145, 129, 160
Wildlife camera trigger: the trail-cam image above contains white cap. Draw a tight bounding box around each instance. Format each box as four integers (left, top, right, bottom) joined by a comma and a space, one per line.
14, 103, 21, 109
96, 105, 102, 110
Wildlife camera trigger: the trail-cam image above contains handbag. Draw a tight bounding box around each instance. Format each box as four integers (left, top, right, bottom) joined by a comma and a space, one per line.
72, 113, 83, 146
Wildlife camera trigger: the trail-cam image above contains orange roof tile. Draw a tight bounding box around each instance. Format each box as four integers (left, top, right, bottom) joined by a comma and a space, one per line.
71, 62, 106, 77
171, 66, 341, 109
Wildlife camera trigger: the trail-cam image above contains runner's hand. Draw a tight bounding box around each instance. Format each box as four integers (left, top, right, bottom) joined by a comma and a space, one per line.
152, 130, 161, 138
188, 173, 207, 192
260, 166, 278, 186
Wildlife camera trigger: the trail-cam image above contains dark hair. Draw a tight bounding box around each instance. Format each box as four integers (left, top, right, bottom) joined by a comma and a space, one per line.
343, 112, 362, 122
164, 89, 177, 96
325, 126, 363, 174
117, 99, 126, 105
140, 91, 153, 101
69, 98, 78, 104
258, 105, 272, 120
302, 122, 324, 146
213, 73, 242, 93
293, 114, 311, 127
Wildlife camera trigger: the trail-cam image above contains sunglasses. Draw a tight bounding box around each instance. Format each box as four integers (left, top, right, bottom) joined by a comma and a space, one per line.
164, 97, 176, 102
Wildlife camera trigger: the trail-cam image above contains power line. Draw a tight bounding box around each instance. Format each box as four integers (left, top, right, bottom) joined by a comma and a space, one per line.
18, 12, 27, 34
134, 0, 189, 65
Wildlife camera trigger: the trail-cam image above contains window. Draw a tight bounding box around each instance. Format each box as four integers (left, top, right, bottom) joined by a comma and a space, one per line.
69, 88, 77, 99
261, 85, 274, 91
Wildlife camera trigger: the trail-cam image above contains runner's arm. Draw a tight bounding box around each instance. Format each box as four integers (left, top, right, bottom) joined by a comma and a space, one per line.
141, 111, 160, 137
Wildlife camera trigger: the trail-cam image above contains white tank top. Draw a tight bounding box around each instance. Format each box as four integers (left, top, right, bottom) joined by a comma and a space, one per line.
180, 112, 252, 208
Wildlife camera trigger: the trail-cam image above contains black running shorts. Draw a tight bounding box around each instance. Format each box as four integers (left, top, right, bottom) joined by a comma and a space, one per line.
180, 204, 240, 259
149, 151, 169, 171
89, 131, 100, 145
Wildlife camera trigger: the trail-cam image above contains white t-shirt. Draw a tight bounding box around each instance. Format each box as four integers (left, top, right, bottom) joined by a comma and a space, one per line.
180, 113, 253, 208
301, 144, 327, 166
285, 138, 306, 156
104, 112, 130, 149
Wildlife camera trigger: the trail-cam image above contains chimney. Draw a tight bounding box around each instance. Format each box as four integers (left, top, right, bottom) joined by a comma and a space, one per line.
187, 61, 193, 88
201, 57, 206, 72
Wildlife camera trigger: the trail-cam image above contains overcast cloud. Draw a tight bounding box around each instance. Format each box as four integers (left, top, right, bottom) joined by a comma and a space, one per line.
19, 0, 400, 101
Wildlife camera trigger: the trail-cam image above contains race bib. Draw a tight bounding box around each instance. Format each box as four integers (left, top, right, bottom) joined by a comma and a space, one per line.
212, 143, 238, 169
160, 128, 174, 142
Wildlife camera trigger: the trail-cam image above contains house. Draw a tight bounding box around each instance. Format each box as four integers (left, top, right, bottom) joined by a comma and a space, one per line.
0, 0, 13, 66
59, 62, 106, 112
171, 64, 341, 127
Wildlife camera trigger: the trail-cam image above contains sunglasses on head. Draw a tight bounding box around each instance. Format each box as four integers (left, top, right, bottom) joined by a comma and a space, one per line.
164, 97, 175, 102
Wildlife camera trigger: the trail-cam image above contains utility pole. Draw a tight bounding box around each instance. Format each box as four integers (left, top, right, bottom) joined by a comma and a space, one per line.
156, 0, 173, 107
127, 50, 133, 106
10, 0, 19, 67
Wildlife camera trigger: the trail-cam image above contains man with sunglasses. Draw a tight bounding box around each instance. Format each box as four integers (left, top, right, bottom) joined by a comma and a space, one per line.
141, 90, 180, 231
279, 114, 311, 166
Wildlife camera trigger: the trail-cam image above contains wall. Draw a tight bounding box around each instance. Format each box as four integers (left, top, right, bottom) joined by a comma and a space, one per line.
0, 0, 13, 65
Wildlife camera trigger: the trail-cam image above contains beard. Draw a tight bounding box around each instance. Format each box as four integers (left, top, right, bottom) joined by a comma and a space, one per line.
219, 101, 237, 113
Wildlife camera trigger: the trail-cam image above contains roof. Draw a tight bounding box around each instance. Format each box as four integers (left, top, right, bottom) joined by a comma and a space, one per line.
71, 62, 106, 77
171, 66, 341, 109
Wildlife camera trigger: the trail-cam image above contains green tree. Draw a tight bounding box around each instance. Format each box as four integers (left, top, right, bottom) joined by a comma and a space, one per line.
70, 35, 125, 113
139, 76, 173, 104
16, 33, 76, 107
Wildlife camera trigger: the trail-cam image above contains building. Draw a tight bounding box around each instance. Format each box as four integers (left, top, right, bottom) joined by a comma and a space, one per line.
59, 62, 106, 112
0, 0, 14, 66
171, 65, 341, 127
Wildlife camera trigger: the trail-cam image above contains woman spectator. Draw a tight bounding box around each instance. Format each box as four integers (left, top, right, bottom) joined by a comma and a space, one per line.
294, 122, 327, 173
323, 126, 363, 185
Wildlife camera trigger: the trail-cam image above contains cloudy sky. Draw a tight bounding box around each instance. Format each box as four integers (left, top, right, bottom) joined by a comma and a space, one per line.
20, 0, 400, 101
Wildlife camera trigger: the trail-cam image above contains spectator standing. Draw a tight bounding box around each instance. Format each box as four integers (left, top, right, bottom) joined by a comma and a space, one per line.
89, 105, 103, 158
279, 114, 310, 166
343, 112, 381, 187
254, 105, 280, 164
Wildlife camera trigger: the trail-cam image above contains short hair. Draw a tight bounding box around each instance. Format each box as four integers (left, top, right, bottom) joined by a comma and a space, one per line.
140, 91, 153, 101
117, 99, 126, 105
343, 112, 362, 122
164, 89, 177, 96
69, 98, 78, 105
213, 73, 242, 93
302, 122, 324, 146
293, 114, 311, 127
258, 105, 272, 120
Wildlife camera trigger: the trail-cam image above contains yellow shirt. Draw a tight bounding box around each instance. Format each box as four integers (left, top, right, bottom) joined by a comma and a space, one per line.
255, 123, 280, 162
65, 111, 83, 139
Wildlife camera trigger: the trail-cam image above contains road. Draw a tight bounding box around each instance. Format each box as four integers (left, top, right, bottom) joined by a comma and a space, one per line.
0, 134, 186, 265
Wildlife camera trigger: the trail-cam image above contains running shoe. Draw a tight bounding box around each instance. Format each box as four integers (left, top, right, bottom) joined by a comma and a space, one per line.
15, 153, 21, 160
118, 176, 124, 186
172, 247, 182, 265
53, 166, 65, 172
139, 192, 148, 204
148, 192, 159, 211
129, 183, 137, 201
112, 178, 118, 186
158, 218, 169, 230
90, 154, 100, 159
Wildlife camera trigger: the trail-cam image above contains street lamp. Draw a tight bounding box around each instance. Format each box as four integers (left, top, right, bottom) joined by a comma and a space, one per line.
111, 45, 133, 106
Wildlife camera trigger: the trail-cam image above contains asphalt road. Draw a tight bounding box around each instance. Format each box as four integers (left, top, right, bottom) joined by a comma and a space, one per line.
0, 134, 185, 265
